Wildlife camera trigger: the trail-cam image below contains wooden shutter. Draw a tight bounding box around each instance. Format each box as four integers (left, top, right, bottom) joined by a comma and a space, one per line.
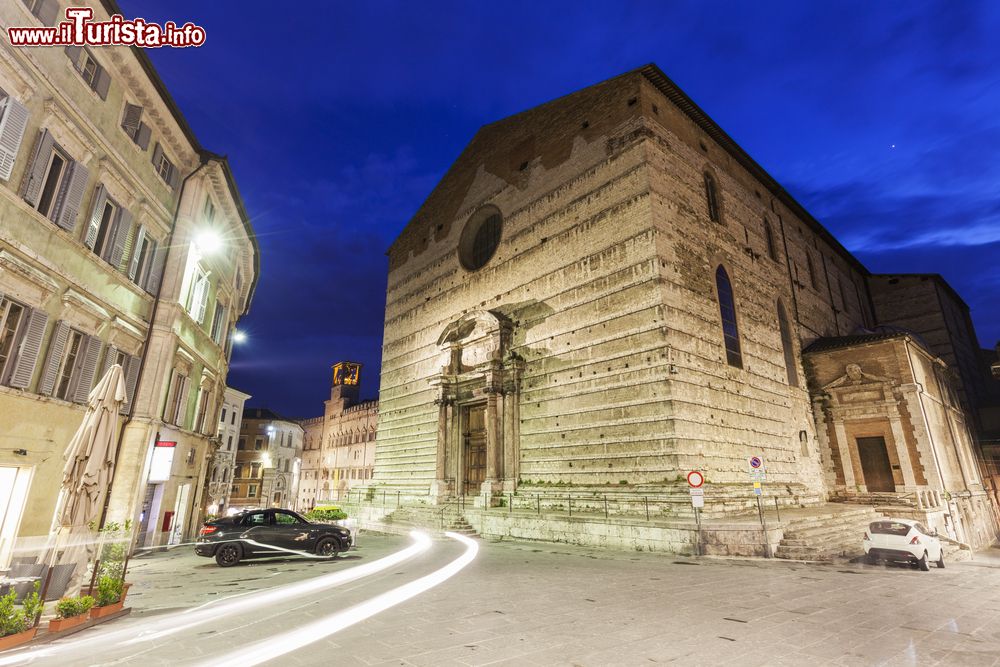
64, 46, 82, 67
107, 208, 132, 265
93, 67, 111, 101
121, 104, 142, 137
162, 369, 176, 421
72, 335, 101, 404
117, 219, 136, 272
145, 242, 166, 295
0, 96, 29, 182
55, 160, 89, 231
168, 164, 180, 190
7, 308, 48, 389
175, 375, 190, 426
151, 142, 163, 169
84, 185, 107, 249
191, 274, 209, 323
100, 345, 119, 378
38, 321, 69, 396
128, 225, 146, 279
21, 130, 54, 207
135, 123, 151, 151
34, 0, 59, 25
122, 353, 140, 414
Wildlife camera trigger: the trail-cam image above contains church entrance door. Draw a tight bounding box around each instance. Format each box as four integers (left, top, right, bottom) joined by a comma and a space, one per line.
857, 436, 895, 492
462, 404, 487, 495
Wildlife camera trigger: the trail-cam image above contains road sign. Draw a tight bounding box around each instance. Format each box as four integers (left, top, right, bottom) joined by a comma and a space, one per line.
753, 484, 763, 496
749, 456, 763, 470
689, 487, 704, 508
748, 456, 766, 482
687, 471, 704, 488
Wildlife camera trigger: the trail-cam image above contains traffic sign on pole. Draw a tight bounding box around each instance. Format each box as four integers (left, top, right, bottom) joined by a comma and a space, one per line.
689, 487, 705, 508
687, 471, 705, 488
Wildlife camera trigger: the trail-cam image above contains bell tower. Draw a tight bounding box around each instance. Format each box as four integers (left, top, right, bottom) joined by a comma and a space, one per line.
330, 361, 361, 406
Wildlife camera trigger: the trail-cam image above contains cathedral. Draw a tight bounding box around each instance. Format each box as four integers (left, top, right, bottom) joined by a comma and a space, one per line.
371, 64, 999, 548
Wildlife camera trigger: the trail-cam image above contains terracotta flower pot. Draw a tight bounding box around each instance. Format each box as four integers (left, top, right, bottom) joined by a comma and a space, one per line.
47, 613, 89, 633
89, 599, 124, 619
0, 627, 38, 651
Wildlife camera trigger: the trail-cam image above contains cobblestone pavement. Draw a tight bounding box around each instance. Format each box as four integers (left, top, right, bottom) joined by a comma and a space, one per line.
7, 534, 1000, 666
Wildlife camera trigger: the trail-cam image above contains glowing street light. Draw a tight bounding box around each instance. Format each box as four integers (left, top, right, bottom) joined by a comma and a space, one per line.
232, 330, 247, 344
194, 229, 224, 255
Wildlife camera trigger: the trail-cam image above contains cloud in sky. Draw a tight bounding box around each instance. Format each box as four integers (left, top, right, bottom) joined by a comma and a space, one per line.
126, 0, 1000, 413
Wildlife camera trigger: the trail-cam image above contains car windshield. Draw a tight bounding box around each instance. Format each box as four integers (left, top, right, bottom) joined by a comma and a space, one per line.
274, 511, 303, 525
869, 521, 911, 536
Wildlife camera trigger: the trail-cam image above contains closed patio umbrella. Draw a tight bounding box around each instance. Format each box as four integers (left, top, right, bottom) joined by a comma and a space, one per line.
49, 364, 127, 597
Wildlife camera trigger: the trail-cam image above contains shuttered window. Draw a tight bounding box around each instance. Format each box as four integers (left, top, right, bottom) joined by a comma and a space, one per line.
0, 296, 26, 384
65, 47, 111, 100
715, 266, 742, 369
188, 266, 211, 324
151, 143, 179, 188
120, 103, 151, 150
22, 130, 89, 231
22, 0, 59, 25
165, 371, 190, 427
210, 303, 227, 345
0, 94, 30, 182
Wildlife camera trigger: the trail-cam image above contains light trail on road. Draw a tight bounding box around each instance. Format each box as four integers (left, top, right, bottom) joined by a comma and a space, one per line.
0, 531, 433, 666
198, 532, 479, 667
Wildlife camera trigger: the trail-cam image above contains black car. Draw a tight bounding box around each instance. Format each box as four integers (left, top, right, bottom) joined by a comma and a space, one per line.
195, 508, 352, 567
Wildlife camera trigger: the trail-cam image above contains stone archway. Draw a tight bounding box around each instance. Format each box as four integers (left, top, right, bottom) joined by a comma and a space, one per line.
430, 310, 523, 502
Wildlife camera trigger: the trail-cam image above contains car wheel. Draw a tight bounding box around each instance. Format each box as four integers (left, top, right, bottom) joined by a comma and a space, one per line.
215, 543, 242, 567
918, 551, 929, 571
316, 537, 341, 559
866, 553, 877, 565
937, 551, 945, 569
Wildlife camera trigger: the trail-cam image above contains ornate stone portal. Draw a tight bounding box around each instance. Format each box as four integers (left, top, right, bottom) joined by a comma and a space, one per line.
429, 311, 523, 503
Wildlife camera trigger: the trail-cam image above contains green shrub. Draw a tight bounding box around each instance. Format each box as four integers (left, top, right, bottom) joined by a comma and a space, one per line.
0, 582, 41, 637
95, 576, 124, 607
55, 595, 95, 619
305, 506, 348, 522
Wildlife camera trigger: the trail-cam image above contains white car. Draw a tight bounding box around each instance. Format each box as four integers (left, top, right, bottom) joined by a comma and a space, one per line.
863, 519, 944, 571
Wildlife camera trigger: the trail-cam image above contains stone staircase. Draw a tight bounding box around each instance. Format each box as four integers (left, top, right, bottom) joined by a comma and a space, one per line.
385, 503, 478, 537
775, 505, 884, 561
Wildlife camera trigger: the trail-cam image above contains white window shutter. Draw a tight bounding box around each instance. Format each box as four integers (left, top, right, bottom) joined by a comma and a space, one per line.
21, 130, 54, 207
128, 225, 146, 279
8, 308, 48, 389
38, 321, 69, 396
108, 208, 132, 266
72, 335, 101, 404
192, 275, 210, 324
84, 185, 107, 249
117, 219, 136, 273
55, 160, 89, 231
135, 123, 151, 151
0, 96, 29, 182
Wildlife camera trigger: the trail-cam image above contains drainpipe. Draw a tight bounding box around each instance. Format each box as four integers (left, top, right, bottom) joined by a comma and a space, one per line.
99, 155, 211, 532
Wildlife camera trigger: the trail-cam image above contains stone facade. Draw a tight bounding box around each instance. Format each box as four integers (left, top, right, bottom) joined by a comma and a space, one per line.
0, 0, 257, 554
297, 362, 378, 509
371, 64, 997, 546
805, 334, 993, 547
230, 408, 303, 511
204, 386, 251, 517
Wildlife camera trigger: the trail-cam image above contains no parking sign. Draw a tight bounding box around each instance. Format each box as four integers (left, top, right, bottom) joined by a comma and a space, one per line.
748, 456, 766, 482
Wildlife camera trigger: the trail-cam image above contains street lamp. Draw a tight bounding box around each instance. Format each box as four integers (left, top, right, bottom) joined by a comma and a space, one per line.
194, 229, 224, 256
232, 330, 247, 344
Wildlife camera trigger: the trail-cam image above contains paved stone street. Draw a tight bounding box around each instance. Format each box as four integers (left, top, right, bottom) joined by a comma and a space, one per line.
6, 533, 1000, 666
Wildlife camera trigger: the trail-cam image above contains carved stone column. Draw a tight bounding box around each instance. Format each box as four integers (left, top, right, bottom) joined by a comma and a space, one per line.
430, 382, 454, 502
483, 364, 503, 494
832, 417, 857, 489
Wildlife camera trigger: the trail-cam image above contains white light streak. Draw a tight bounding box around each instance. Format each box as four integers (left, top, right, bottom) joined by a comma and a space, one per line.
0, 532, 432, 666
199, 532, 479, 667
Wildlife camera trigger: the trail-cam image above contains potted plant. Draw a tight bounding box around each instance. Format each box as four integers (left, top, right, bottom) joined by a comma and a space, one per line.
0, 582, 43, 650
47, 595, 95, 633
89, 576, 126, 619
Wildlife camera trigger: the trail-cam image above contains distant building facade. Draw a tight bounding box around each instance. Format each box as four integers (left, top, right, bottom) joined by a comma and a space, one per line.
373, 64, 997, 548
0, 0, 257, 556
204, 386, 251, 517
296, 362, 378, 510
231, 408, 303, 511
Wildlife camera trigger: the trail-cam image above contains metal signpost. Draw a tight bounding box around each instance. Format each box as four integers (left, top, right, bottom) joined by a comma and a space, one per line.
748, 457, 771, 557
687, 471, 704, 556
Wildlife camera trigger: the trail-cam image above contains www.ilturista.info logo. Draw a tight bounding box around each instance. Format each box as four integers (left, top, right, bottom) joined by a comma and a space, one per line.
7, 8, 205, 48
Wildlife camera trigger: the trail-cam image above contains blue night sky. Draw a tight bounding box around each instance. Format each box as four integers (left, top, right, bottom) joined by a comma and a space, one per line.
123, 1, 1000, 417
